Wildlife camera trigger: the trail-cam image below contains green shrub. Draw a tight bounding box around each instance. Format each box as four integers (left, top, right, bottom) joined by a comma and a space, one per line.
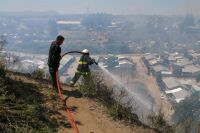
78, 72, 140, 124
78, 72, 101, 97
148, 111, 174, 133
0, 61, 6, 77
31, 69, 45, 79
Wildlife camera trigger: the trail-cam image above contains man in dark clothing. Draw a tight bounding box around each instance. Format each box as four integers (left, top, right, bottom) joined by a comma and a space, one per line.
70, 49, 97, 86
48, 35, 65, 89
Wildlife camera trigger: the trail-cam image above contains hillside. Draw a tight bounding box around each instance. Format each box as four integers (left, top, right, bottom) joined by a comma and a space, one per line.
0, 70, 157, 133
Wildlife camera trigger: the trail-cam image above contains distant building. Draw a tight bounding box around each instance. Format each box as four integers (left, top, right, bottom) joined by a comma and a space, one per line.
172, 58, 191, 77
56, 20, 81, 30
144, 54, 156, 61
118, 60, 135, 69
182, 65, 200, 77
187, 49, 200, 61
162, 77, 183, 90
192, 85, 200, 92
56, 20, 81, 25
165, 88, 189, 103
117, 56, 136, 75
162, 77, 190, 103
101, 54, 119, 69
152, 65, 170, 76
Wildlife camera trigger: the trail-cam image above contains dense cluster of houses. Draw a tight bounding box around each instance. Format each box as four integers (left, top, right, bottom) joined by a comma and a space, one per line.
101, 55, 136, 70
142, 50, 200, 104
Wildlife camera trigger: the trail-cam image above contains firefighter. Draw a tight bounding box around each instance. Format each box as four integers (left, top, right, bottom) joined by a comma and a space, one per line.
48, 35, 65, 89
70, 49, 97, 86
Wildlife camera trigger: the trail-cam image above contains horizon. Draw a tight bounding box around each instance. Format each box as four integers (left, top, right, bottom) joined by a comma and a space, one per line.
0, 11, 198, 17
0, 0, 200, 16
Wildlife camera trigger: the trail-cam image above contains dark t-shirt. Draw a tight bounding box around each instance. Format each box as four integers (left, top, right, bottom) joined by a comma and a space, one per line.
48, 41, 61, 70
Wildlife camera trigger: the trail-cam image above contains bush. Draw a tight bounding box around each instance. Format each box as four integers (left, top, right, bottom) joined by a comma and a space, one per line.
108, 95, 139, 124
78, 71, 174, 131
78, 72, 103, 97
31, 69, 45, 79
78, 72, 140, 124
148, 111, 174, 133
0, 61, 6, 77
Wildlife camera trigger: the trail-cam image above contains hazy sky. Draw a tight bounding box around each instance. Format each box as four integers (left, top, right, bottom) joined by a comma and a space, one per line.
0, 0, 199, 15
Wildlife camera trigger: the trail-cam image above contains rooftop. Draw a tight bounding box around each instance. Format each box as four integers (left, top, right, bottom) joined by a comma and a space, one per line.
192, 85, 200, 91
162, 77, 181, 89
56, 20, 81, 25
174, 59, 190, 67
144, 54, 156, 61
152, 65, 168, 73
166, 87, 189, 103
173, 89, 189, 103
182, 65, 200, 73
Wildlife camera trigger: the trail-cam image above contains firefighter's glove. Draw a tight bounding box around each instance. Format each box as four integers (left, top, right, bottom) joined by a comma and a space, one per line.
92, 58, 98, 65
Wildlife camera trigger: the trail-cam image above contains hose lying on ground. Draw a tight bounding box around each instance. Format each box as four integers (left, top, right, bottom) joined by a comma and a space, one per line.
56, 51, 82, 133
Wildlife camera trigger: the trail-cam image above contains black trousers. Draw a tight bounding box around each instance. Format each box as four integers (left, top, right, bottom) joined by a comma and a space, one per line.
49, 67, 58, 89
71, 72, 90, 85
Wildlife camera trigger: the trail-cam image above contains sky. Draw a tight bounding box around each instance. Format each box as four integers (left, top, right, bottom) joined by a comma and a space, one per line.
0, 0, 199, 15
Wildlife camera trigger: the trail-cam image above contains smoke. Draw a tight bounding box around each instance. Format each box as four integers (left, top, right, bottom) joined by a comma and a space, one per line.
178, 0, 200, 16
98, 63, 158, 122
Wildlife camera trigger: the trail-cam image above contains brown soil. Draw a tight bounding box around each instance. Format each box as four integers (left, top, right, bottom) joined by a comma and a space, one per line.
7, 71, 156, 133
59, 86, 157, 133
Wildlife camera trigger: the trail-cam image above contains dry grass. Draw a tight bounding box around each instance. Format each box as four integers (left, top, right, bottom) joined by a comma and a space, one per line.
78, 72, 160, 131
0, 68, 71, 133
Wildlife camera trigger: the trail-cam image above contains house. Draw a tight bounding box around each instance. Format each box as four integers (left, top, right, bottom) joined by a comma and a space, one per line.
182, 65, 200, 77
117, 57, 136, 72
152, 65, 169, 76
144, 54, 156, 61
162, 77, 190, 103
118, 61, 135, 69
172, 58, 191, 76
168, 52, 187, 62
187, 50, 200, 61
165, 88, 189, 103
191, 85, 200, 92
56, 20, 81, 30
162, 77, 183, 90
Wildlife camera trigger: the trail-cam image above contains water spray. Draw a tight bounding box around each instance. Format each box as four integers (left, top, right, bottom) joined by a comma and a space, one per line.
98, 63, 156, 119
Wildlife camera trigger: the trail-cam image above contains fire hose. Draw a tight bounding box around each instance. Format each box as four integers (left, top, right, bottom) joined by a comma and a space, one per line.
55, 51, 82, 133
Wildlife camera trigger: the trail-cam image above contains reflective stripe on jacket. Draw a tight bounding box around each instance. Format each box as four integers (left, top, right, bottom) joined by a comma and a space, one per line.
77, 55, 94, 72
76, 70, 89, 76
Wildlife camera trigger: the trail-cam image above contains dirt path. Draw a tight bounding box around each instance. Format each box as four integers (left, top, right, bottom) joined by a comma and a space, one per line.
8, 72, 156, 133
132, 56, 161, 106
131, 56, 173, 119
58, 86, 156, 133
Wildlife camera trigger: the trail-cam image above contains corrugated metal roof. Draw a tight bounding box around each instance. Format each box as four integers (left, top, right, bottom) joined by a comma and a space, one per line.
144, 54, 155, 60
165, 87, 182, 94
152, 65, 168, 73
182, 65, 200, 73
173, 89, 189, 103
174, 59, 190, 67
162, 77, 181, 89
